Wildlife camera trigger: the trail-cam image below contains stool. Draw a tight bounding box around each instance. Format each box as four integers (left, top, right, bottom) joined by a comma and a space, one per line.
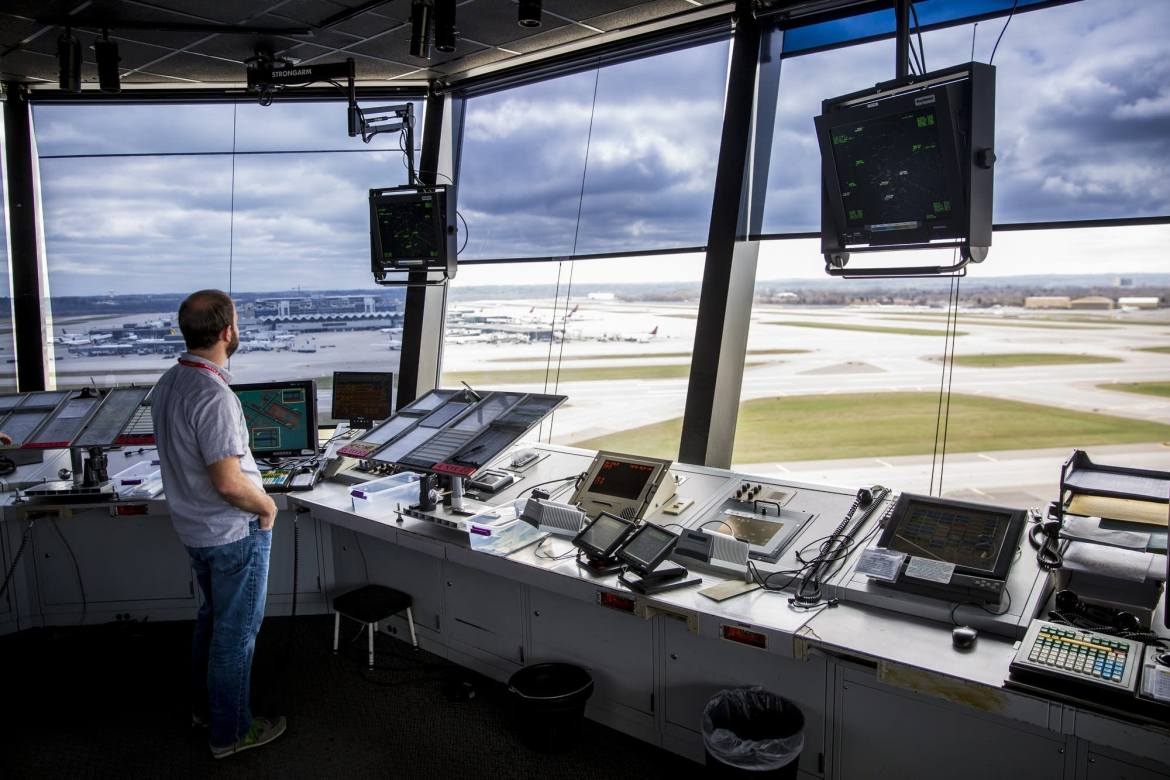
332, 584, 417, 668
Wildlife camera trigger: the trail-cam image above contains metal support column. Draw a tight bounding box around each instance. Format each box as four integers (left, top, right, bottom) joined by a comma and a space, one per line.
397, 92, 454, 408
895, 0, 911, 79
678, 8, 764, 468
2, 83, 48, 391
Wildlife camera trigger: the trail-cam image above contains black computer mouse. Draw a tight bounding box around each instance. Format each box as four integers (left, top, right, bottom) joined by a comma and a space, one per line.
952, 626, 978, 650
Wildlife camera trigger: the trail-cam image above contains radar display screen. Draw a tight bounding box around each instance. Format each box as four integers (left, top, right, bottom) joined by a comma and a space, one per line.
588, 459, 655, 501
231, 380, 318, 458
370, 187, 446, 269
828, 104, 949, 232
883, 495, 1017, 574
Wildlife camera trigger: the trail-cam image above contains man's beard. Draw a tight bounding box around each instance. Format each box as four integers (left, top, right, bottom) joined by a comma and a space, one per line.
226, 330, 240, 358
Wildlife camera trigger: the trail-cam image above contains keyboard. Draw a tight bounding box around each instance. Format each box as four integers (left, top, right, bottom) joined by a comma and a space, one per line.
1010, 619, 1141, 694
262, 469, 293, 492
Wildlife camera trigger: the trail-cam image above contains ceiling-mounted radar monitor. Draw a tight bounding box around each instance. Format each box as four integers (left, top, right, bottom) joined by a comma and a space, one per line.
815, 62, 995, 278
370, 184, 456, 285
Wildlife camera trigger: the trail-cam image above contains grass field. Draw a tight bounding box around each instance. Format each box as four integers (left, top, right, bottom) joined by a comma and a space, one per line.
762, 321, 966, 337
1137, 347, 1170, 355
881, 316, 1111, 331
570, 392, 1170, 463
444, 361, 772, 386
488, 348, 807, 364
1098, 382, 1170, 398
946, 353, 1122, 368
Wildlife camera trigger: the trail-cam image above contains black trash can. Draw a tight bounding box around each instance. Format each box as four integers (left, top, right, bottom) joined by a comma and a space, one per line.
507, 662, 595, 752
703, 686, 805, 778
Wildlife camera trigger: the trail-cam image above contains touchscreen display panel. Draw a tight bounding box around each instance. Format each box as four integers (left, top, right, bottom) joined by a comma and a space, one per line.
887, 498, 1011, 573
620, 525, 675, 568
577, 514, 631, 556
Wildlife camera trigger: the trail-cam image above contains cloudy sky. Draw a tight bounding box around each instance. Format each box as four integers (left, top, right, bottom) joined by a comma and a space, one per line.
19, 0, 1170, 296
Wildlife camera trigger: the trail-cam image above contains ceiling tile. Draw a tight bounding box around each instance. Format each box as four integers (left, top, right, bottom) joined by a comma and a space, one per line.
346, 24, 486, 69
544, 0, 657, 21
454, 0, 569, 47
329, 12, 409, 38
429, 46, 514, 76
583, 0, 695, 31
137, 50, 248, 81
0, 16, 44, 49
145, 0, 283, 24
0, 50, 58, 83
504, 23, 595, 55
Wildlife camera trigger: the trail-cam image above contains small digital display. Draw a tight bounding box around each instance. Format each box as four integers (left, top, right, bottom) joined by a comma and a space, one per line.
829, 104, 950, 232
886, 498, 1011, 573
619, 524, 676, 573
231, 380, 318, 458
331, 371, 394, 422
589, 459, 655, 501
575, 513, 634, 559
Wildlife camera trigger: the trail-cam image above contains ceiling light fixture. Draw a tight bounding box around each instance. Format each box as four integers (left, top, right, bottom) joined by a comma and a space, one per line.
518, 0, 542, 28
94, 30, 121, 94
409, 0, 433, 59
434, 0, 456, 53
57, 27, 82, 92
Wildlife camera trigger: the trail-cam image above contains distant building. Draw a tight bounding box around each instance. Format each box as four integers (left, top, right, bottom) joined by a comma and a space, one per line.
1119, 296, 1159, 310
587, 292, 615, 301
1024, 296, 1071, 309
1114, 277, 1135, 287
1070, 296, 1113, 310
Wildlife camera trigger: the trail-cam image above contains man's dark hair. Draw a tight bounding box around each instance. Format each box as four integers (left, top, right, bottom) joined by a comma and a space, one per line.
178, 289, 235, 350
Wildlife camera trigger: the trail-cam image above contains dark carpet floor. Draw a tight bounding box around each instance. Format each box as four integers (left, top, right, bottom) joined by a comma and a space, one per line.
0, 615, 698, 779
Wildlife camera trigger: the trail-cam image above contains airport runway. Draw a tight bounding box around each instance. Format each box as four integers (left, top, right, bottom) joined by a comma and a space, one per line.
45, 299, 1170, 500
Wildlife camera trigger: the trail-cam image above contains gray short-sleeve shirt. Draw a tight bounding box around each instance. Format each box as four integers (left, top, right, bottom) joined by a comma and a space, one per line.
152, 353, 263, 548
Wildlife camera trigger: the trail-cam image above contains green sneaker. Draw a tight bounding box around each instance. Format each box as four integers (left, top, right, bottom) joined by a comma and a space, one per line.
210, 716, 287, 759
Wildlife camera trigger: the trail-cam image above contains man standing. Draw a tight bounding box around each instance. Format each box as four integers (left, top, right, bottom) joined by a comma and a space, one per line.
152, 289, 286, 758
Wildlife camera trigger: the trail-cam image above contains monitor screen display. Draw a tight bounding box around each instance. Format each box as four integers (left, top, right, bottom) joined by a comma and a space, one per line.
370, 188, 445, 268
575, 513, 634, 558
827, 103, 950, 233
231, 380, 317, 459
885, 497, 1012, 574
619, 524, 676, 572
588, 459, 655, 501
331, 371, 394, 422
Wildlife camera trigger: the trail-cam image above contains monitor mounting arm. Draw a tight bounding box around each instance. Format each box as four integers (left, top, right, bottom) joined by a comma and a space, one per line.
245, 54, 416, 181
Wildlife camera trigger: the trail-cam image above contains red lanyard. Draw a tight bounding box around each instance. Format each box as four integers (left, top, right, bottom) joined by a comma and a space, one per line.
178, 358, 228, 385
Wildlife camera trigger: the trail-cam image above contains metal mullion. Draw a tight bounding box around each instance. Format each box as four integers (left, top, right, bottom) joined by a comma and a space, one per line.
2, 83, 48, 391
679, 8, 765, 468
397, 92, 449, 409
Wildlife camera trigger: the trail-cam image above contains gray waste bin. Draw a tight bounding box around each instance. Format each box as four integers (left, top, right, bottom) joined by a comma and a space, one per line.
703, 686, 804, 777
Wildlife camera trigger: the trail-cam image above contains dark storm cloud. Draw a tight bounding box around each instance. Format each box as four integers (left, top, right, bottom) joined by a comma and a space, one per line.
457, 39, 728, 260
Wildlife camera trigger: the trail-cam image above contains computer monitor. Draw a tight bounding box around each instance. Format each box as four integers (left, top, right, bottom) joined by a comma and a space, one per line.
369, 184, 456, 281
331, 371, 394, 428
231, 380, 318, 459
815, 62, 995, 268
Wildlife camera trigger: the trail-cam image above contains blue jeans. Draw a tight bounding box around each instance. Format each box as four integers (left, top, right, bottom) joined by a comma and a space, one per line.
187, 520, 272, 748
